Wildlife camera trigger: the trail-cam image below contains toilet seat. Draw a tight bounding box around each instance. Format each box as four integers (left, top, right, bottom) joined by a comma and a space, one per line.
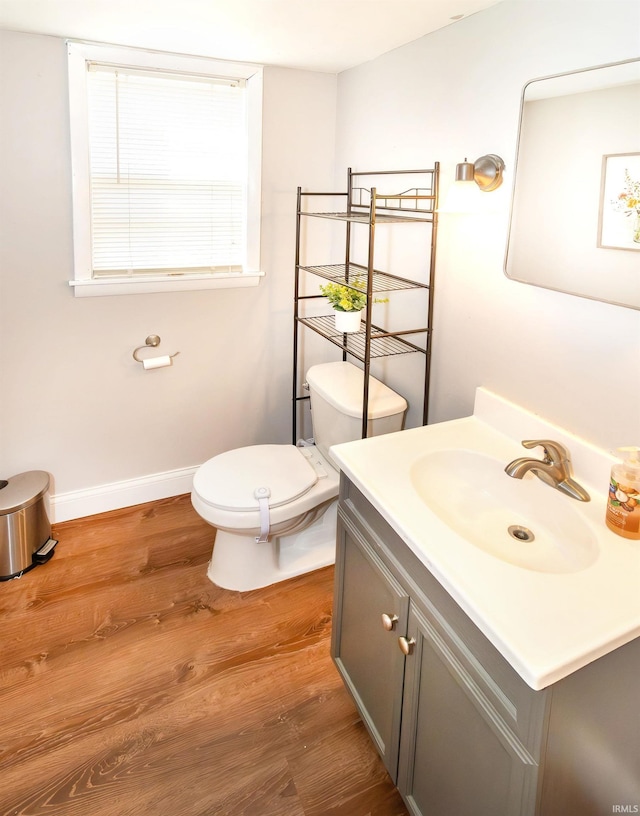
192, 444, 339, 536
194, 445, 319, 511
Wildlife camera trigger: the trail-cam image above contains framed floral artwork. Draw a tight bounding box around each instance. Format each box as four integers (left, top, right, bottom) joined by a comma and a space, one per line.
598, 152, 640, 250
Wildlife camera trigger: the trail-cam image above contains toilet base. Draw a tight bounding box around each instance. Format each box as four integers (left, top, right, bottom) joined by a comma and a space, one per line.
207, 502, 337, 592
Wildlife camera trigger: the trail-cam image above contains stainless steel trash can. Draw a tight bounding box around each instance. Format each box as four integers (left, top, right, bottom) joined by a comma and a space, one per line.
0, 471, 57, 580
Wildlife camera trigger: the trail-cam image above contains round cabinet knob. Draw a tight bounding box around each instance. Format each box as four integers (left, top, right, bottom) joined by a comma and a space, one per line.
381, 613, 399, 631
398, 636, 416, 656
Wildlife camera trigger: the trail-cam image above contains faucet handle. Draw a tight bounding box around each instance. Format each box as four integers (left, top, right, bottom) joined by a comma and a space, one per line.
521, 439, 569, 465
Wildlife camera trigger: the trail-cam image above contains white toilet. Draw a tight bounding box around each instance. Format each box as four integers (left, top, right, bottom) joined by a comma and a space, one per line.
191, 361, 407, 591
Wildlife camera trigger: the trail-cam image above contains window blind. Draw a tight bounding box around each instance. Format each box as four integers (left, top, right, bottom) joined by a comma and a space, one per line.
87, 64, 247, 278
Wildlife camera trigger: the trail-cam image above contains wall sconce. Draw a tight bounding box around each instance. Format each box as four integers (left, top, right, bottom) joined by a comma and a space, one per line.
440, 154, 506, 213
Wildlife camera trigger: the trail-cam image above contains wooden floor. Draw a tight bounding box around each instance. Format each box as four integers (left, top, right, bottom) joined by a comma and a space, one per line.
0, 495, 408, 816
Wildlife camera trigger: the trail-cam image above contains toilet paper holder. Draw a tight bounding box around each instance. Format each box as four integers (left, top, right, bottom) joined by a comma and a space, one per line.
132, 335, 180, 365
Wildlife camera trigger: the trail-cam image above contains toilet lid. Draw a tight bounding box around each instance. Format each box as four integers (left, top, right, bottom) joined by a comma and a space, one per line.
193, 445, 319, 511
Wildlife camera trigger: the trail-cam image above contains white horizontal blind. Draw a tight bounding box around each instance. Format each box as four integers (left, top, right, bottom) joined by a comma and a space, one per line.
87, 65, 247, 278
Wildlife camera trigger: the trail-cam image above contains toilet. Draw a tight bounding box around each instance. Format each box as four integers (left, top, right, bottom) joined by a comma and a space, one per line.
191, 361, 407, 591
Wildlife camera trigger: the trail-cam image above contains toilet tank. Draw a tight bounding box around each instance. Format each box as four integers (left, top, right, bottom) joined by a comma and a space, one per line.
305, 362, 407, 464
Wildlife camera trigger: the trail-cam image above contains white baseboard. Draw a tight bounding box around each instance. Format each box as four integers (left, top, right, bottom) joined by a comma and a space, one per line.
51, 466, 198, 523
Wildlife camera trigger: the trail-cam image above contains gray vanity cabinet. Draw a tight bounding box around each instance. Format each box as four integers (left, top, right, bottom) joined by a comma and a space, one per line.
397, 602, 540, 815
331, 510, 409, 780
332, 475, 640, 816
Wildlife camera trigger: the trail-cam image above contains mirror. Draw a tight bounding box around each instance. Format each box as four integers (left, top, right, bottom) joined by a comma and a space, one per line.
505, 59, 640, 310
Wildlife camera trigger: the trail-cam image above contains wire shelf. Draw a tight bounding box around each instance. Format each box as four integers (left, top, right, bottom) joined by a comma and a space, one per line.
298, 263, 428, 292
299, 210, 434, 224
297, 315, 427, 360
293, 166, 439, 439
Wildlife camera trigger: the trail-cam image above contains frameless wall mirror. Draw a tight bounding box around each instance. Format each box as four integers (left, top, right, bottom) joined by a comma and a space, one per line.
505, 58, 640, 310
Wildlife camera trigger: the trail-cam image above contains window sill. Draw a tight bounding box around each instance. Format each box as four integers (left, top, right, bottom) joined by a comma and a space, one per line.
68, 271, 264, 297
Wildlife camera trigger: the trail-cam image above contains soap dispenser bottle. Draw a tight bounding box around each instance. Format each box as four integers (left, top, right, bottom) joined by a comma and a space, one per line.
606, 447, 640, 540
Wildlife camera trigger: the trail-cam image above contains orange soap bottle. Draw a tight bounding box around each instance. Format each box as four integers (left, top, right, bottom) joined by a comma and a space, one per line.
606, 447, 640, 540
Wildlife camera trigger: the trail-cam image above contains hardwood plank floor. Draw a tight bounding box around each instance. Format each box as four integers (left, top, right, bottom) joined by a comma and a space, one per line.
0, 495, 408, 816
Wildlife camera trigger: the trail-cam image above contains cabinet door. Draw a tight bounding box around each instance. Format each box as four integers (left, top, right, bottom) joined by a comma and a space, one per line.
398, 603, 539, 816
332, 512, 409, 781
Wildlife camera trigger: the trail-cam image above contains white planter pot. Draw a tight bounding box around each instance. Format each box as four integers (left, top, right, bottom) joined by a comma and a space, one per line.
334, 309, 362, 333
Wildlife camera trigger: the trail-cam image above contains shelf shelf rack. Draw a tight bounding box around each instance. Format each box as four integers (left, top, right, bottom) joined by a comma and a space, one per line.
293, 166, 439, 443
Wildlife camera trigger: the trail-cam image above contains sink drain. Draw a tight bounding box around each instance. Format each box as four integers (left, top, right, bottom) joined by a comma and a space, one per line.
508, 525, 535, 543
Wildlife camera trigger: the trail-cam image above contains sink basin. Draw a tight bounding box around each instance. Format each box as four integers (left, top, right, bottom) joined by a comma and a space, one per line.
410, 450, 598, 573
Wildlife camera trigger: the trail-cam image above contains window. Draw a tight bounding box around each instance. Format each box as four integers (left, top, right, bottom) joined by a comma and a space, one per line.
67, 42, 263, 296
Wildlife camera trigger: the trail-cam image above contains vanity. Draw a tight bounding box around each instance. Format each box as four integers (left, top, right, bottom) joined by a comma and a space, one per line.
329, 388, 640, 815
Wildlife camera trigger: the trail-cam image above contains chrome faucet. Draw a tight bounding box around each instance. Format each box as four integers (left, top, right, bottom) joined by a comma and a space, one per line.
505, 439, 590, 502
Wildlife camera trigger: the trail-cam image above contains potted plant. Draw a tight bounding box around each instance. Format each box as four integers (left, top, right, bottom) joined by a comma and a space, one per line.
319, 280, 370, 333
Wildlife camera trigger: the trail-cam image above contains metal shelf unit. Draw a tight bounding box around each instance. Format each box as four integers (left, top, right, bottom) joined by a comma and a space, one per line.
293, 166, 439, 443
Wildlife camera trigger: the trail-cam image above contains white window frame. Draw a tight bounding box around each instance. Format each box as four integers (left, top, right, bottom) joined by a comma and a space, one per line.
67, 41, 263, 297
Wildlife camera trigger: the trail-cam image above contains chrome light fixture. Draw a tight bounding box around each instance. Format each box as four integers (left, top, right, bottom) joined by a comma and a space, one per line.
454, 154, 505, 192
440, 154, 506, 213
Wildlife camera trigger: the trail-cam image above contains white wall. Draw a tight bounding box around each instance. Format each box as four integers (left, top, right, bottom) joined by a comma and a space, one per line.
2, 1, 639, 521
0, 31, 337, 518
335, 0, 640, 450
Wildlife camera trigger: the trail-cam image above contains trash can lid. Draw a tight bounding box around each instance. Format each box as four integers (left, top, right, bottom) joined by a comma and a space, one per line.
0, 471, 50, 515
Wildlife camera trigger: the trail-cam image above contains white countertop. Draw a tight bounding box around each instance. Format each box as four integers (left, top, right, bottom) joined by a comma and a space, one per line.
330, 388, 640, 690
